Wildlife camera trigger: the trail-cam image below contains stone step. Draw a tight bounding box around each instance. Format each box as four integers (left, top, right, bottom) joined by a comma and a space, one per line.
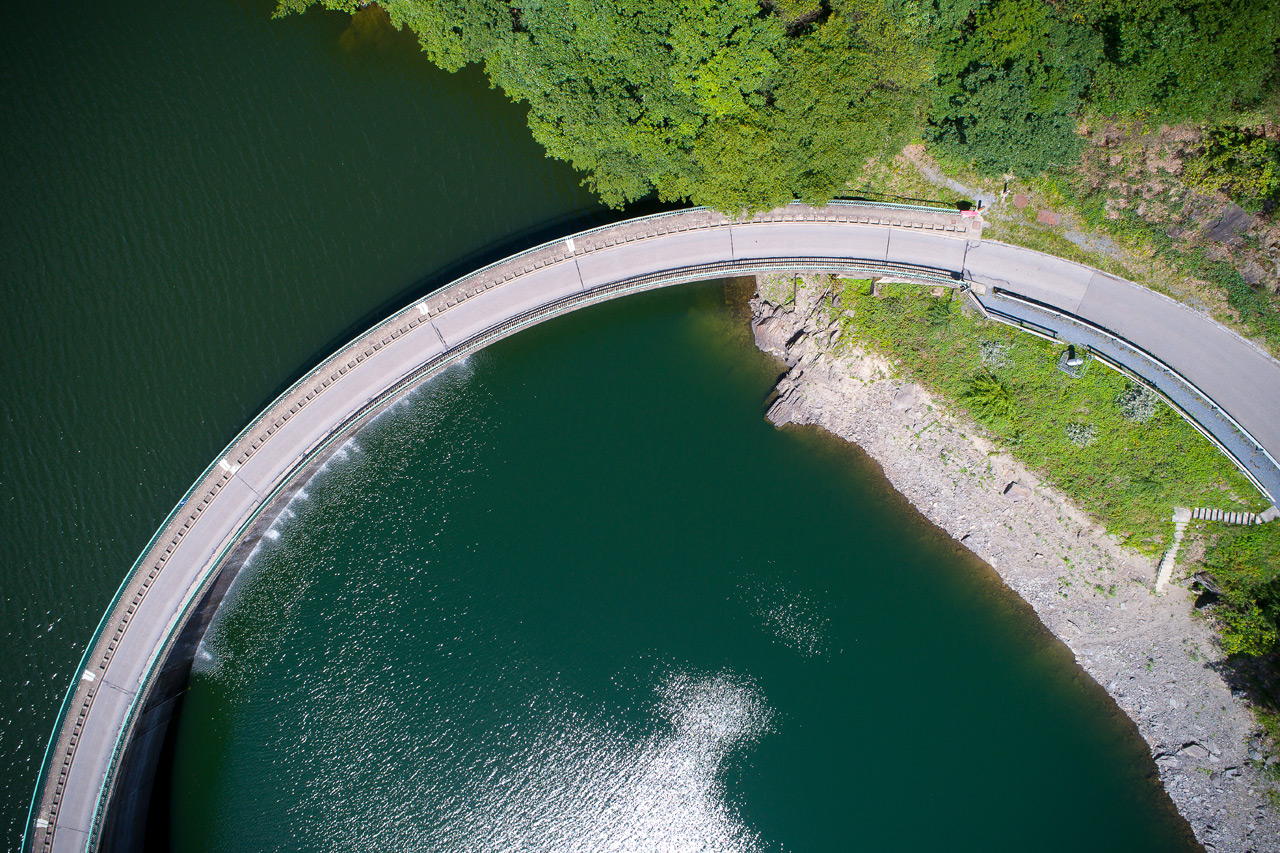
1156, 520, 1190, 593
1190, 507, 1260, 525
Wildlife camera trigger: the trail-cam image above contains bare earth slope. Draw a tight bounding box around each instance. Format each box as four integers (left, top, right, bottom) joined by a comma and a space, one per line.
751, 275, 1279, 852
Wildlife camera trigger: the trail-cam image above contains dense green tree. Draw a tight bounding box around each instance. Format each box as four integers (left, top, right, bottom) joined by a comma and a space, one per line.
925, 0, 1100, 173
685, 0, 933, 209
1083, 0, 1280, 120
923, 0, 1280, 174
494, 0, 787, 206
278, 0, 929, 210
278, 0, 1280, 200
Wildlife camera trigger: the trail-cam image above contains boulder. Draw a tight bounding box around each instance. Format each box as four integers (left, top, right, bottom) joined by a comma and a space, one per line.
892, 384, 920, 412
1180, 743, 1211, 760
752, 315, 791, 358
1003, 481, 1032, 501
1191, 572, 1224, 596
766, 390, 806, 428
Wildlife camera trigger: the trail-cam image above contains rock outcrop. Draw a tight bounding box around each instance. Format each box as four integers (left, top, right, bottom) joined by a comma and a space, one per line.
751, 273, 1279, 852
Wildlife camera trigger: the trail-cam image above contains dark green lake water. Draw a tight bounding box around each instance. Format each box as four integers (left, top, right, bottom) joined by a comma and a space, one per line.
170, 283, 1194, 852
1, 1, 1195, 851
0, 0, 597, 845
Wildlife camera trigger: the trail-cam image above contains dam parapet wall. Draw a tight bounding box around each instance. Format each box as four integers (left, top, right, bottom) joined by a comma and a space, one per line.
26, 201, 1278, 852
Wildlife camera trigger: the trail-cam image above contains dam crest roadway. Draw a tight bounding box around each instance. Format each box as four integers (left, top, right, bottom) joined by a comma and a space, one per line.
26, 201, 1280, 852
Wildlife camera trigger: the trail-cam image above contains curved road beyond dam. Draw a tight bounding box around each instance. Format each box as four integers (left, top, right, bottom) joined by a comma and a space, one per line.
26, 201, 1280, 852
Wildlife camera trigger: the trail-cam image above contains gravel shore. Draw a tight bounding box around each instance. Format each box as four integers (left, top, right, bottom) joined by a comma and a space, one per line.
750, 274, 1278, 852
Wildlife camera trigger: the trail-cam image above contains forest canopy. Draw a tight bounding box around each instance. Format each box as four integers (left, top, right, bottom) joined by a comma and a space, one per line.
277, 0, 1280, 211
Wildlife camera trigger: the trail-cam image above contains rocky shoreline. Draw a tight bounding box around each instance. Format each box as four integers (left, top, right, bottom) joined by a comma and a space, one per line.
749, 274, 1278, 852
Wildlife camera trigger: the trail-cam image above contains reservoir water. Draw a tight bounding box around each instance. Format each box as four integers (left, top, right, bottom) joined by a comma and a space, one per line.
2, 1, 1194, 850
167, 283, 1195, 851
0, 0, 598, 844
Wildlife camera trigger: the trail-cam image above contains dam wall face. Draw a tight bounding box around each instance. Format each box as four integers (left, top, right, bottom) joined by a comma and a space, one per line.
96, 464, 320, 853
27, 202, 1280, 853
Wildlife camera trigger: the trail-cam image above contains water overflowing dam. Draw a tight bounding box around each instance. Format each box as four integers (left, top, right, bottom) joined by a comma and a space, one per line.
26, 200, 1280, 852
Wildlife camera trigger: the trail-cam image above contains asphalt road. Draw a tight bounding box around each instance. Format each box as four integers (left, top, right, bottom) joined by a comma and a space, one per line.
29, 202, 1280, 853
966, 240, 1280, 473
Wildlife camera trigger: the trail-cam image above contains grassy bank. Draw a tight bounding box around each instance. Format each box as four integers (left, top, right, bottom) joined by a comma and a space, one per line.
850, 142, 1280, 359
833, 279, 1265, 550
833, 276, 1280, 707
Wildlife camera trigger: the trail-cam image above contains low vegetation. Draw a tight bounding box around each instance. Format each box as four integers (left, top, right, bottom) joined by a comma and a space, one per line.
837, 278, 1264, 548
838, 277, 1280, 688
279, 0, 1280, 213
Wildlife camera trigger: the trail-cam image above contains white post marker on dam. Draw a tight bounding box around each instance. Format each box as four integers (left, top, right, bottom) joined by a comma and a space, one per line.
25, 201, 1280, 853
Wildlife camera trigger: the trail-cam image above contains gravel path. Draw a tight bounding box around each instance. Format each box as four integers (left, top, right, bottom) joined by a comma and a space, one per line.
751, 274, 1279, 852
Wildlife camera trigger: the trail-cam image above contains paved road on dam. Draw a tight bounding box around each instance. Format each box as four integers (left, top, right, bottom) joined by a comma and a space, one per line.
27, 202, 1280, 853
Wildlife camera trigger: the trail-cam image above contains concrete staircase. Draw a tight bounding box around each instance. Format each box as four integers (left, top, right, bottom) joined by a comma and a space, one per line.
1189, 506, 1269, 525
1155, 505, 1279, 593
1156, 508, 1192, 594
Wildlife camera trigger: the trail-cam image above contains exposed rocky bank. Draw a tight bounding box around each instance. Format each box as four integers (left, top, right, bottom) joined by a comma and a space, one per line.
751, 274, 1279, 852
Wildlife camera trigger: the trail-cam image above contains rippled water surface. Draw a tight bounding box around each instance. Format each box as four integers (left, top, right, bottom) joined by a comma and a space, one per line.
1, 0, 1202, 849
0, 0, 597, 844
170, 285, 1197, 852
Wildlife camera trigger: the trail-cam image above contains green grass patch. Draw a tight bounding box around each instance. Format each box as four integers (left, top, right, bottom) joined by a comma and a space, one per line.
837, 279, 1265, 551
1204, 524, 1280, 656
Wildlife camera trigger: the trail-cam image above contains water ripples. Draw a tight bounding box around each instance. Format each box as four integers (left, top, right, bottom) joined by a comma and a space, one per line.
740, 579, 832, 659
303, 669, 775, 853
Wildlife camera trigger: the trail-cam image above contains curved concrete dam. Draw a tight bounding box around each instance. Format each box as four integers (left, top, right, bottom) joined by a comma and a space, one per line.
26, 201, 1280, 852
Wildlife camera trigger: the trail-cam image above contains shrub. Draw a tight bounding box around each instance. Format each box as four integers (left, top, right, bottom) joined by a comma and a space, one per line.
1065, 422, 1098, 448
1204, 524, 1280, 657
1185, 125, 1280, 212
1129, 472, 1164, 496
1116, 383, 1161, 423
925, 296, 955, 330
962, 372, 1014, 424
1219, 605, 1279, 657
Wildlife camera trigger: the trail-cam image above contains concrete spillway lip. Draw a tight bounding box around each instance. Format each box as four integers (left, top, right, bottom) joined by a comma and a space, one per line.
25, 201, 1280, 852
